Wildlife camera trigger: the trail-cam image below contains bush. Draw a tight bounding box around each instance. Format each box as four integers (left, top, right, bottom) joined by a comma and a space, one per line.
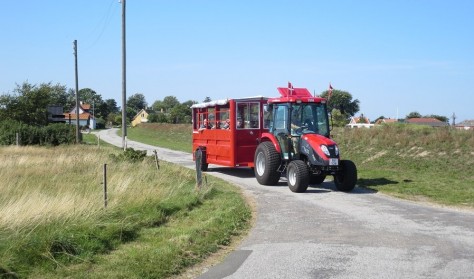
0, 120, 75, 146
109, 148, 147, 163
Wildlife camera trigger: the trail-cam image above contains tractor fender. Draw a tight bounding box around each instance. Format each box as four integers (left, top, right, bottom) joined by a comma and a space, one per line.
259, 132, 282, 153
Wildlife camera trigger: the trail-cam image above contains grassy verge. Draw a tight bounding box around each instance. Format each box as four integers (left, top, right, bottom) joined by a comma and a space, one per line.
0, 145, 250, 278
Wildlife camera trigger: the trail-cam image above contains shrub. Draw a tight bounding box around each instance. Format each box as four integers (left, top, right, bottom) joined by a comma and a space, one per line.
0, 120, 75, 146
109, 148, 147, 163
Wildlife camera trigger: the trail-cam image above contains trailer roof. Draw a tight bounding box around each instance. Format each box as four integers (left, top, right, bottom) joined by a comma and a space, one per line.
190, 96, 267, 108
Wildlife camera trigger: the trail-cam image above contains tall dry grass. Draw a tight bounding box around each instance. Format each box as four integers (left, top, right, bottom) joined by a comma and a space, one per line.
0, 143, 251, 278
0, 145, 178, 231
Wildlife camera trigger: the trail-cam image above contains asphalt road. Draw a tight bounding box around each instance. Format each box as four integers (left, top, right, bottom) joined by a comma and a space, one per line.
97, 129, 474, 279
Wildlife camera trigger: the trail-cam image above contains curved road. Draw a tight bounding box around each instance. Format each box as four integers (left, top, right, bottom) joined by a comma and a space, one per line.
97, 129, 474, 279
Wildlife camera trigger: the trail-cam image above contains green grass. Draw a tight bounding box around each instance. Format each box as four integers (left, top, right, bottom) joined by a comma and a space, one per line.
0, 145, 250, 278
333, 124, 474, 207
123, 123, 193, 153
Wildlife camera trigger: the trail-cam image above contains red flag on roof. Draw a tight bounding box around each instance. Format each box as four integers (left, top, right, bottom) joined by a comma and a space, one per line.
288, 81, 294, 95
328, 83, 333, 101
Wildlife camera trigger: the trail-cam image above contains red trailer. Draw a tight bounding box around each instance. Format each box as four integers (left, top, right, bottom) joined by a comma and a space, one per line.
191, 97, 269, 170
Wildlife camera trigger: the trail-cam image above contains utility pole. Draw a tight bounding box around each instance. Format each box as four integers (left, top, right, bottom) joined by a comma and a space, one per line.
73, 40, 81, 143
121, 0, 127, 149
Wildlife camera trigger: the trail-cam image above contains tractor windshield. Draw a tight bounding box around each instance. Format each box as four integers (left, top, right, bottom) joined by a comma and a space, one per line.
290, 103, 329, 137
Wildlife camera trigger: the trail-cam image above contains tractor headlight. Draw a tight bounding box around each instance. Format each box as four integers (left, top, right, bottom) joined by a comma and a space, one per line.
320, 145, 330, 157
334, 145, 339, 156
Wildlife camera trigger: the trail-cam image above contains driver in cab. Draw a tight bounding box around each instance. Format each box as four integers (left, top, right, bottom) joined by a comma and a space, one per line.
290, 106, 303, 156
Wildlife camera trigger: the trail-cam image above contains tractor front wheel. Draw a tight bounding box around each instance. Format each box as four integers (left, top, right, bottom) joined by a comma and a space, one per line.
254, 142, 281, 185
333, 160, 357, 192
287, 160, 309, 193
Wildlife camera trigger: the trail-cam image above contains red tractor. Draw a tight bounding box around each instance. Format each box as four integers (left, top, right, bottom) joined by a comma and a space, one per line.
253, 86, 357, 193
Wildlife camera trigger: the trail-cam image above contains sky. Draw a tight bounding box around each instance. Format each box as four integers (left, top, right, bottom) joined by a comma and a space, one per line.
1, 0, 473, 122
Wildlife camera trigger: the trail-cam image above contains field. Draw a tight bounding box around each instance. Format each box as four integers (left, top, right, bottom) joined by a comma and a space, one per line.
0, 143, 250, 278
128, 123, 474, 209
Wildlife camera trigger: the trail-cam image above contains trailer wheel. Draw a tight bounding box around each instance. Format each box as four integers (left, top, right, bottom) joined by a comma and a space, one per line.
254, 142, 281, 185
287, 160, 309, 193
333, 160, 357, 192
309, 174, 326, 185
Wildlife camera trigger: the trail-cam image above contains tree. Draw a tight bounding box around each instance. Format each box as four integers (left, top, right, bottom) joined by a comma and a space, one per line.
126, 107, 138, 122
330, 108, 348, 127
406, 111, 422, 119
320, 89, 360, 117
127, 93, 147, 112
320, 89, 359, 127
152, 100, 165, 112
162, 96, 180, 112
203, 97, 212, 103
4, 82, 70, 126
182, 100, 196, 108
169, 104, 192, 124
96, 99, 119, 120
78, 88, 103, 108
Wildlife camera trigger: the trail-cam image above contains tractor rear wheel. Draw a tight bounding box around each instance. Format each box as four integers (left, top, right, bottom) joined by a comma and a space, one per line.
287, 160, 309, 193
254, 142, 281, 185
333, 160, 357, 192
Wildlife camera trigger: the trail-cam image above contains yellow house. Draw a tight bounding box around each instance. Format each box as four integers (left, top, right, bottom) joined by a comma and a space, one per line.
131, 109, 149, 127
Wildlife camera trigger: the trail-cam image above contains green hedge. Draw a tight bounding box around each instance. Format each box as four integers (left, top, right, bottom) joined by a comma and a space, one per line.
0, 120, 76, 146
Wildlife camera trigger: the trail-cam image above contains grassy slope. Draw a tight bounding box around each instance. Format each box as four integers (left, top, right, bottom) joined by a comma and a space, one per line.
333, 125, 474, 207
124, 124, 193, 153
0, 144, 250, 278
129, 123, 474, 208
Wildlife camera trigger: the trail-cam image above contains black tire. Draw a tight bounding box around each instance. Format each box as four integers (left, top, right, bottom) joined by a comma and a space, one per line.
333, 160, 357, 192
309, 174, 326, 185
201, 162, 208, 172
254, 142, 281, 185
287, 160, 309, 193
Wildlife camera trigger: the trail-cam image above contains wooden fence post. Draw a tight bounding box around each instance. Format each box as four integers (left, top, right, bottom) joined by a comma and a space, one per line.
195, 149, 202, 190
153, 150, 160, 170
103, 164, 108, 208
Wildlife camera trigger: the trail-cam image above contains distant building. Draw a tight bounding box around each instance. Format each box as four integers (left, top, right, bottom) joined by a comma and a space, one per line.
455, 120, 474, 130
375, 118, 398, 125
347, 115, 374, 128
131, 109, 149, 127
47, 105, 66, 123
64, 102, 96, 129
406, 118, 448, 127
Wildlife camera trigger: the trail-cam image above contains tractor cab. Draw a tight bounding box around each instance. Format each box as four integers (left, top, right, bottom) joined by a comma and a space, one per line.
266, 87, 330, 160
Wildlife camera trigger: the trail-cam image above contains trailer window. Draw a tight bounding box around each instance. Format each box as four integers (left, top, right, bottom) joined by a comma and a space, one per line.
263, 104, 272, 129
217, 107, 230, 129
236, 102, 260, 129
